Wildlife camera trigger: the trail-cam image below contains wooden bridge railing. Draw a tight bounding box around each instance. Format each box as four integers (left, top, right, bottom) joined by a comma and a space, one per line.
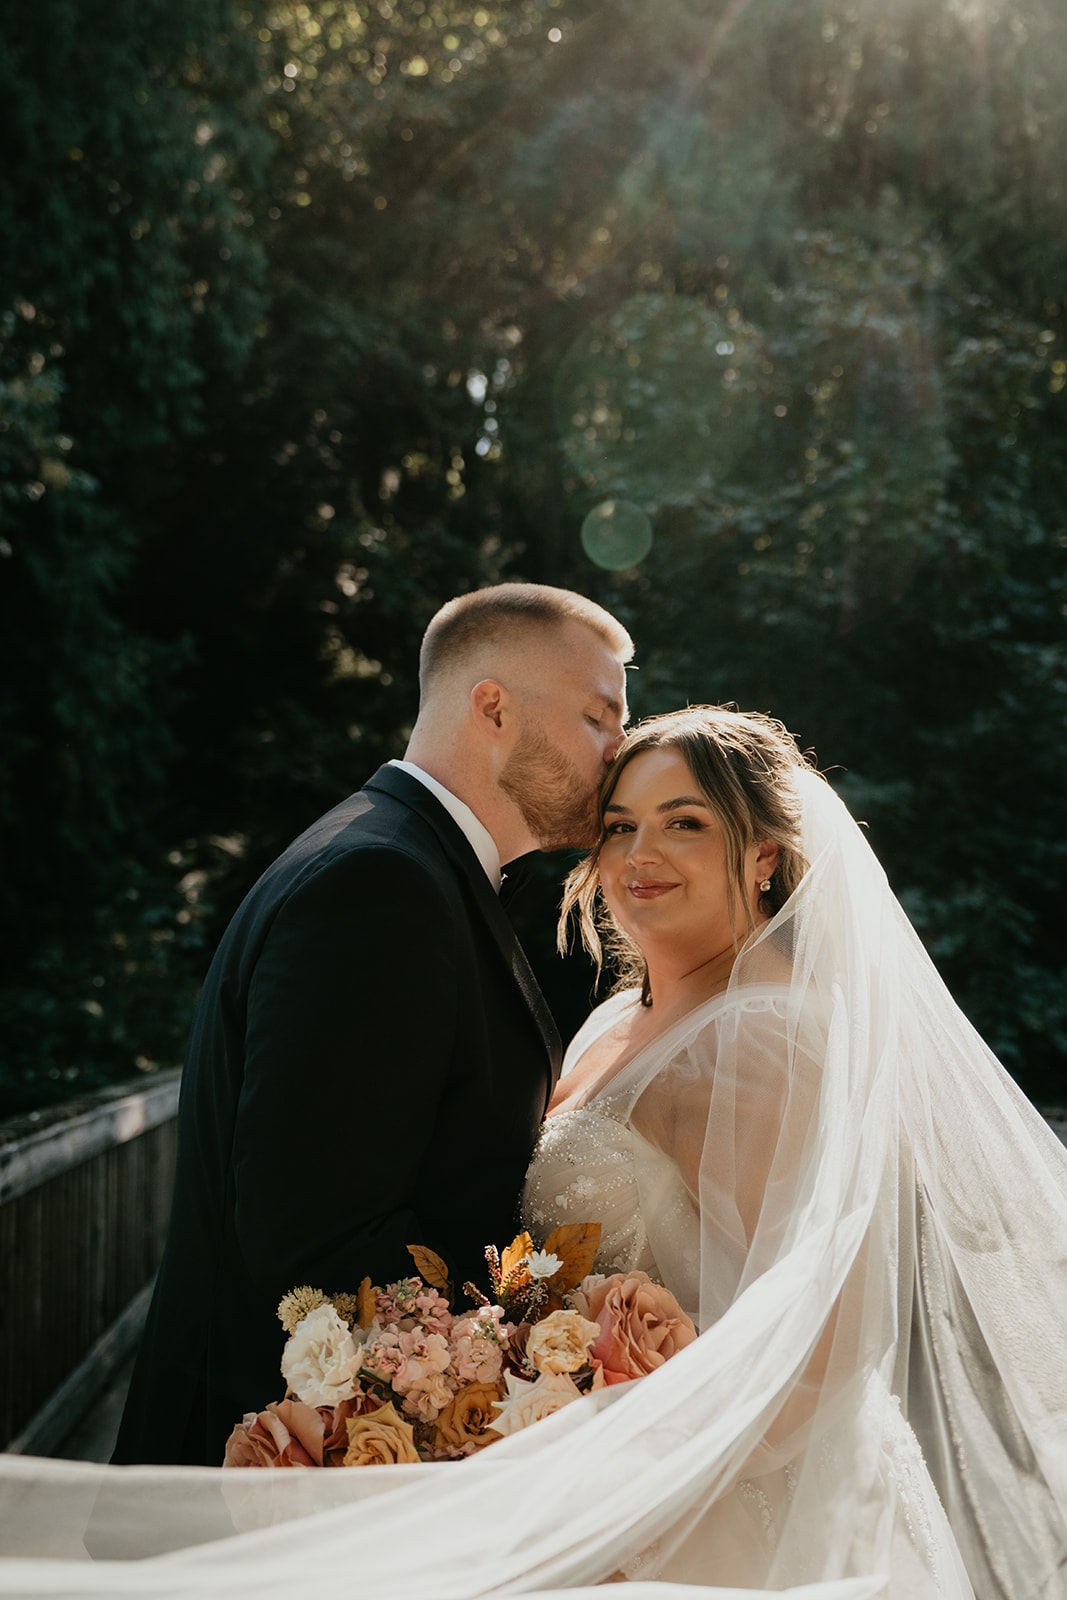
0, 1073, 1063, 1460
0, 1070, 180, 1455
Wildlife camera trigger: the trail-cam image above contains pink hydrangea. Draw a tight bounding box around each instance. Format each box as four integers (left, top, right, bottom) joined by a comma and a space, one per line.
360, 1325, 404, 1384
389, 1329, 455, 1421
393, 1328, 451, 1387
413, 1288, 453, 1335
374, 1277, 424, 1324
400, 1369, 456, 1422
450, 1308, 510, 1385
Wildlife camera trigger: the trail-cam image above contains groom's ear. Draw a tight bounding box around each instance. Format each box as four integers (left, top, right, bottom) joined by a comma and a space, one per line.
470, 678, 510, 736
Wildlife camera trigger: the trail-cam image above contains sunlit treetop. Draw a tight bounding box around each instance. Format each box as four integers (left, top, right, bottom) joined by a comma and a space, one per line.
249, 0, 562, 94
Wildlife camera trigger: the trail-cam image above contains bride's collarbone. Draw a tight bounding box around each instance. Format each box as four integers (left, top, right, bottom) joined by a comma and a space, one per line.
549, 1013, 644, 1114
548, 994, 700, 1114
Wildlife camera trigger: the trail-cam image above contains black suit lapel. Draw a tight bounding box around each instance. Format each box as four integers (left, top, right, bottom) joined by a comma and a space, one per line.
363, 766, 563, 1091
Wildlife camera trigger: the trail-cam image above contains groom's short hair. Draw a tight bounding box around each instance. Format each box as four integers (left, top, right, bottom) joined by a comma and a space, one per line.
419, 583, 633, 695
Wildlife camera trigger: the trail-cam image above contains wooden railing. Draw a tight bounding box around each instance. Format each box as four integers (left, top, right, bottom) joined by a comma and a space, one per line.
0, 1071, 180, 1455
0, 1074, 1063, 1460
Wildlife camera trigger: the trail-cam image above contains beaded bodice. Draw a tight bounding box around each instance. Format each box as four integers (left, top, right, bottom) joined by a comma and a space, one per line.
523, 1098, 656, 1276
522, 1087, 702, 1315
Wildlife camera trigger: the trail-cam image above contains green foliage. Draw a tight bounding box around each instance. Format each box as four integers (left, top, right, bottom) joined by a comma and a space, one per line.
0, 851, 214, 1118
1, 0, 1064, 1115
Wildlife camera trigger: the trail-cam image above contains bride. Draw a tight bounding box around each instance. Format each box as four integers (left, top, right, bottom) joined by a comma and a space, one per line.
2, 706, 1066, 1598
524, 706, 1067, 1593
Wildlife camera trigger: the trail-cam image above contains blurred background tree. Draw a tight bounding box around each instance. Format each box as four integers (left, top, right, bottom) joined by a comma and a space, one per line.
1, 0, 1063, 1114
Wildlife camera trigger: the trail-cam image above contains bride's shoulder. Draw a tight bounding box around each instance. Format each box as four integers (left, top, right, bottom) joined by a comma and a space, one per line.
647, 982, 802, 1081
681, 980, 795, 1036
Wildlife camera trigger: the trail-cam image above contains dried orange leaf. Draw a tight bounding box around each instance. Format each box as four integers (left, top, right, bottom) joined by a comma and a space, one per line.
500, 1231, 534, 1283
356, 1275, 376, 1330
407, 1244, 450, 1291
542, 1222, 602, 1290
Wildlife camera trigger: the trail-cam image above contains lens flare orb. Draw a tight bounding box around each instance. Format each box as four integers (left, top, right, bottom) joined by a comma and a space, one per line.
579, 499, 653, 571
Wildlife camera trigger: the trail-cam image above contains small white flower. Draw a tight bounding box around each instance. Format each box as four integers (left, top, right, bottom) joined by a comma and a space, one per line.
524, 1249, 564, 1281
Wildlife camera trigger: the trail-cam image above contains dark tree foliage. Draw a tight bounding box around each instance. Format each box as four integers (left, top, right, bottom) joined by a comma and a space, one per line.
1, 0, 1064, 1115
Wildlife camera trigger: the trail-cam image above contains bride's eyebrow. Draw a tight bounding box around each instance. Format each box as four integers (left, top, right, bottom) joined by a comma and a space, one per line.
603, 796, 711, 815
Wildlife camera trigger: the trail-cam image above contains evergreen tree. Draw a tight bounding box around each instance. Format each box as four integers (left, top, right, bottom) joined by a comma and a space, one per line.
1, 0, 1063, 1112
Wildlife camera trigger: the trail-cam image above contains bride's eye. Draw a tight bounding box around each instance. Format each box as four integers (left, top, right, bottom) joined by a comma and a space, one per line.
669, 816, 704, 830
604, 820, 634, 835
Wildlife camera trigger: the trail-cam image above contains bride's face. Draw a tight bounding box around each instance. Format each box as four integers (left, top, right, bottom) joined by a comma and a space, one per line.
598, 747, 766, 962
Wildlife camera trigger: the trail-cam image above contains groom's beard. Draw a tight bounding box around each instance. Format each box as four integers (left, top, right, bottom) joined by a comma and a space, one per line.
499, 725, 601, 851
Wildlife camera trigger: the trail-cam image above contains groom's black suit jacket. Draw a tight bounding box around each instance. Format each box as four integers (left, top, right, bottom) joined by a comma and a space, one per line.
113, 765, 562, 1466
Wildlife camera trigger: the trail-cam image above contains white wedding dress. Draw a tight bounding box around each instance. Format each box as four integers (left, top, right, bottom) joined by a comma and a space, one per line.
523, 989, 966, 1594
2, 772, 1066, 1599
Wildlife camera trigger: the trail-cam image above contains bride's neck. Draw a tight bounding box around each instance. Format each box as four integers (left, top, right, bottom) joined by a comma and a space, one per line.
643, 923, 766, 1017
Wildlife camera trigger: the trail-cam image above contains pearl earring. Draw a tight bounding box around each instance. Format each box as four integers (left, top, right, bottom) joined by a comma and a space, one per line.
759, 878, 772, 893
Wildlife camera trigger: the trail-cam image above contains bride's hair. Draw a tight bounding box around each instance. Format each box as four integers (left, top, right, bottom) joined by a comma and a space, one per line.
559, 705, 815, 1005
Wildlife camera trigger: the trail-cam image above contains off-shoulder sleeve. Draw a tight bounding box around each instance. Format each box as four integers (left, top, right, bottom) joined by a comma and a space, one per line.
630, 990, 825, 1319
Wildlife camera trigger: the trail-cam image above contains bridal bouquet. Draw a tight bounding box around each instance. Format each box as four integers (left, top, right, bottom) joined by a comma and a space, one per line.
224, 1226, 697, 1467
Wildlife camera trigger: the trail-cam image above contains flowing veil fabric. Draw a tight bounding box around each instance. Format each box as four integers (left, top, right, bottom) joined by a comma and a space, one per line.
2, 772, 1066, 1598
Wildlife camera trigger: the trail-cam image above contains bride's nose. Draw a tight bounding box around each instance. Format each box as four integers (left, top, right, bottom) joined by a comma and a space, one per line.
625, 825, 663, 864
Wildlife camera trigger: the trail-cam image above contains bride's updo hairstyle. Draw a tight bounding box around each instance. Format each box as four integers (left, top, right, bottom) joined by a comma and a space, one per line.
560, 706, 814, 1004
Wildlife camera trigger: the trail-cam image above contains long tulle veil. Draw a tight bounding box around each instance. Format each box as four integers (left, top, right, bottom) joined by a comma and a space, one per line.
1, 772, 1065, 1598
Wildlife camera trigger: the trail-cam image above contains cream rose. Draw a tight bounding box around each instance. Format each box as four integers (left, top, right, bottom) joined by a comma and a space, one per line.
343, 1401, 420, 1465
488, 1371, 583, 1439
281, 1302, 362, 1408
525, 1309, 601, 1376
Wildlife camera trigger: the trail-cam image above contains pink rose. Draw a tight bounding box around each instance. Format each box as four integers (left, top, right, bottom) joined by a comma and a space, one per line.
580, 1271, 697, 1386
224, 1395, 376, 1468
223, 1399, 327, 1467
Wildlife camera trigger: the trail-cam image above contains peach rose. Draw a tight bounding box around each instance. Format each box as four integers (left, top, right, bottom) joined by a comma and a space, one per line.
223, 1399, 326, 1467
343, 1400, 420, 1465
430, 1382, 505, 1457
526, 1308, 601, 1376
488, 1371, 583, 1438
582, 1271, 697, 1386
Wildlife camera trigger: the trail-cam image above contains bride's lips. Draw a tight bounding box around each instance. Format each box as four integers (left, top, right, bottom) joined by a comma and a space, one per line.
627, 879, 680, 899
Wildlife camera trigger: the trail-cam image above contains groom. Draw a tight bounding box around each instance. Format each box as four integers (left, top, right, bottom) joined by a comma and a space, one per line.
113, 583, 632, 1466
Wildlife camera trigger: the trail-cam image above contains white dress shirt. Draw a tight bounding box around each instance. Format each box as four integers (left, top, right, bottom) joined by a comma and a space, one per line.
388, 760, 502, 891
